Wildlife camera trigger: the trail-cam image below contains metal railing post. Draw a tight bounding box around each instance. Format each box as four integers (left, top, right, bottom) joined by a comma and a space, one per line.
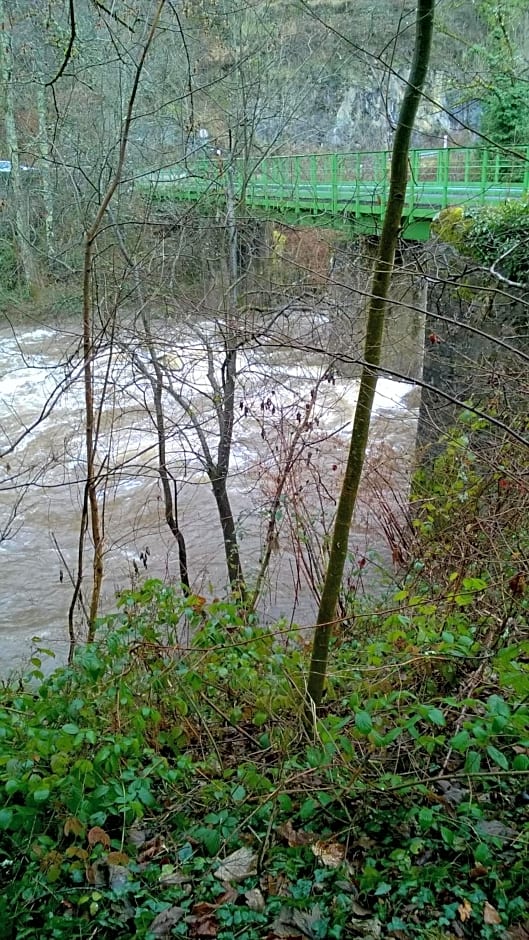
409, 149, 418, 213
480, 149, 489, 202
310, 154, 317, 212
441, 148, 449, 206
523, 147, 529, 194
331, 153, 338, 215
354, 151, 361, 218
493, 150, 500, 184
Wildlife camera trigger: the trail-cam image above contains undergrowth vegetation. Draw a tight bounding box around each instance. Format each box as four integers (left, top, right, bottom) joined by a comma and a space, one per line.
433, 201, 529, 285
1, 416, 528, 940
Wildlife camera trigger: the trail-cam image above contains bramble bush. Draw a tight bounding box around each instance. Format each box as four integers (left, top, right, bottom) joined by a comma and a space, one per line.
0, 553, 527, 938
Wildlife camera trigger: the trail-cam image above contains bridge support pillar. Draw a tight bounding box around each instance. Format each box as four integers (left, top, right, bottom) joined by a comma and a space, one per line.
328, 237, 426, 383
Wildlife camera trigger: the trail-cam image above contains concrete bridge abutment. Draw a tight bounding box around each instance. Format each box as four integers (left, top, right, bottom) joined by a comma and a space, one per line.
327, 236, 426, 384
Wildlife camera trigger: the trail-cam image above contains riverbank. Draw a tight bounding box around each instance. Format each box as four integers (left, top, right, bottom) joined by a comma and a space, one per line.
1, 575, 527, 940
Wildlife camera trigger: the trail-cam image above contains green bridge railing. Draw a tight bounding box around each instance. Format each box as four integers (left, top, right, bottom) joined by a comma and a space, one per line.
142, 145, 529, 240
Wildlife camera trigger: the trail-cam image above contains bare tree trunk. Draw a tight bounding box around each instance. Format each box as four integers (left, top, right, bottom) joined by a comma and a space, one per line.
307, 0, 435, 710
215, 155, 246, 596
35, 79, 55, 263
109, 206, 191, 593
0, 0, 37, 285
140, 307, 190, 593
69, 0, 166, 645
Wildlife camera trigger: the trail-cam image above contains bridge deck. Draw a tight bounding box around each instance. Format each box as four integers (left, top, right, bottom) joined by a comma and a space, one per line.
141, 146, 529, 240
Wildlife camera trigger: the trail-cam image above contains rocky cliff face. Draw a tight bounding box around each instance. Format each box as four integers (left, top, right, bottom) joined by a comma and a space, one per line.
328, 71, 480, 152
179, 0, 485, 157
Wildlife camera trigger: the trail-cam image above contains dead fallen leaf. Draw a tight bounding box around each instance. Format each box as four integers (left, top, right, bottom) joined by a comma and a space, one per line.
477, 820, 517, 840
292, 905, 326, 939
214, 847, 257, 883
350, 900, 371, 918
64, 845, 89, 860
277, 820, 314, 847
458, 899, 472, 922
127, 826, 148, 847
311, 839, 345, 869
106, 851, 129, 866
108, 863, 129, 892
159, 868, 189, 886
217, 886, 238, 905
245, 888, 266, 912
270, 905, 305, 938
349, 916, 382, 939
187, 901, 219, 938
64, 816, 85, 837
484, 902, 501, 925
87, 826, 110, 849
137, 833, 166, 863
149, 905, 186, 937
85, 860, 107, 887
506, 920, 529, 940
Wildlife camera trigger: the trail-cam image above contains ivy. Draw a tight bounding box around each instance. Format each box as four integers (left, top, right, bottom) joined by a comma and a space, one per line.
433, 199, 529, 284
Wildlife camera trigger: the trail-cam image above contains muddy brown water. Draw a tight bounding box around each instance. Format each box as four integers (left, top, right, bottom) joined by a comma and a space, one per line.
0, 315, 419, 675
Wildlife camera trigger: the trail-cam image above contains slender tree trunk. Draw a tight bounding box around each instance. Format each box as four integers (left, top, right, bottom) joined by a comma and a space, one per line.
143, 311, 190, 593
35, 79, 55, 263
307, 0, 435, 710
210, 474, 245, 591
0, 0, 37, 285
215, 155, 246, 596
70, 1, 165, 642
110, 209, 191, 593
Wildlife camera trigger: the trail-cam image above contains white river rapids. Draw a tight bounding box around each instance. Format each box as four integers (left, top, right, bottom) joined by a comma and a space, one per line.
0, 313, 419, 674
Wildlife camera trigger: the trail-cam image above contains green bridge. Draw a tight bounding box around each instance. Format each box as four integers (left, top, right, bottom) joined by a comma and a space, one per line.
144, 145, 529, 241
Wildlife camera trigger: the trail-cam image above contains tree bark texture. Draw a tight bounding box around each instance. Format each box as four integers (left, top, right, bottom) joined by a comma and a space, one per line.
307, 0, 435, 709
0, 1, 38, 284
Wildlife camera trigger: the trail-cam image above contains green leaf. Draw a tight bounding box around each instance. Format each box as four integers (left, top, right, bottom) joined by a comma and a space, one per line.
299, 798, 318, 821
486, 745, 509, 770
374, 882, 392, 896
355, 711, 373, 735
464, 750, 481, 773
487, 695, 510, 717
475, 842, 492, 865
33, 787, 51, 803
232, 785, 246, 803
426, 707, 446, 727
450, 730, 470, 751
202, 828, 221, 855
0, 808, 13, 829
418, 807, 434, 830
50, 753, 70, 775
278, 793, 292, 812
513, 753, 529, 771
61, 723, 80, 735
306, 746, 325, 768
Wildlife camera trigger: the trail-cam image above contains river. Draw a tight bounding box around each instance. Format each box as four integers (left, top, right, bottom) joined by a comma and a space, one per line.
0, 311, 419, 675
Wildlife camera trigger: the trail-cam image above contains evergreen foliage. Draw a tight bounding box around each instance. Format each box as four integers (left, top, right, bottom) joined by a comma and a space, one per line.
433, 200, 529, 284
